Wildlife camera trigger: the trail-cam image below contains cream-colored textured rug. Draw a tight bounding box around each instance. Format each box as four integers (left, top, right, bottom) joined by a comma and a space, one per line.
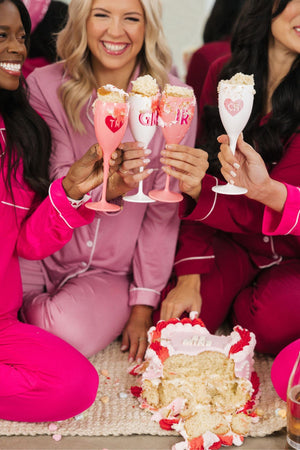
0, 339, 286, 437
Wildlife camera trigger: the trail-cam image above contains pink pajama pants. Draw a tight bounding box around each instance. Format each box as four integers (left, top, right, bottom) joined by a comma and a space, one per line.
0, 319, 99, 422
20, 262, 131, 358
159, 233, 300, 355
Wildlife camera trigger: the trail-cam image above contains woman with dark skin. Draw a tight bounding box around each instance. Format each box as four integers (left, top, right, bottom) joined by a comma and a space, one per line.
0, 0, 123, 421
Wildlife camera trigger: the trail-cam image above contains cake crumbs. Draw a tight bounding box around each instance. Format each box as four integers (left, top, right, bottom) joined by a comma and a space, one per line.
101, 396, 109, 404
52, 434, 62, 441
275, 407, 287, 418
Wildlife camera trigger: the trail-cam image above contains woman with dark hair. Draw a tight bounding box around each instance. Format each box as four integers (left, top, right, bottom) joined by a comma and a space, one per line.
22, 0, 68, 77
0, 0, 125, 420
186, 0, 246, 114
158, 0, 300, 355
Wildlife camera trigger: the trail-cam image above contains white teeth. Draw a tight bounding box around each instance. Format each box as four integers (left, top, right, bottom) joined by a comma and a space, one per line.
103, 42, 127, 52
0, 62, 21, 72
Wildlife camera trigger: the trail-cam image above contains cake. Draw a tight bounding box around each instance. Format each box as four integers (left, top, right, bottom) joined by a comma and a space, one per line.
130, 317, 259, 450
163, 83, 195, 98
96, 84, 128, 103
217, 73, 256, 94
130, 74, 160, 97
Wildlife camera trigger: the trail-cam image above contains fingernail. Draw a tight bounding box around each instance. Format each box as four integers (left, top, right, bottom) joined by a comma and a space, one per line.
137, 142, 145, 148
120, 345, 127, 351
230, 170, 237, 178
147, 168, 153, 174
229, 179, 235, 185
233, 163, 240, 169
143, 158, 150, 164
128, 357, 134, 363
144, 149, 152, 155
136, 358, 142, 364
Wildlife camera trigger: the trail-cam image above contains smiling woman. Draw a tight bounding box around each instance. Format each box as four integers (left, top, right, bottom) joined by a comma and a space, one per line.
19, 0, 197, 363
0, 0, 27, 90
0, 0, 106, 423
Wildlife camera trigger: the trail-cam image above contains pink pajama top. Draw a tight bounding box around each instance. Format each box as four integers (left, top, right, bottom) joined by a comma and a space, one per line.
0, 118, 94, 322
26, 63, 197, 309
174, 58, 300, 278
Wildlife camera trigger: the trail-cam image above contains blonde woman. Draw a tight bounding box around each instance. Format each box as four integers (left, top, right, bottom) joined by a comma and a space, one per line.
20, 0, 198, 362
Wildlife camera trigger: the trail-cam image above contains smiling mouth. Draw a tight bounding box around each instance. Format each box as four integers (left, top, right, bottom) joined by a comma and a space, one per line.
102, 41, 129, 54
0, 62, 22, 74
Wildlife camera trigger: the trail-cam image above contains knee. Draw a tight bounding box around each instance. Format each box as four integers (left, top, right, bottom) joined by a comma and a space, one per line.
55, 356, 99, 419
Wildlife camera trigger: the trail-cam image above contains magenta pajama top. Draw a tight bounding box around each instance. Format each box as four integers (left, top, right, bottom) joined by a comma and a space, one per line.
0, 118, 95, 322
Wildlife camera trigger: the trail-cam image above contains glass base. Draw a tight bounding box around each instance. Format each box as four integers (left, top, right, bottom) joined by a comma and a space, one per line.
287, 436, 300, 449
149, 189, 183, 203
123, 193, 156, 203
85, 201, 120, 212
212, 183, 247, 195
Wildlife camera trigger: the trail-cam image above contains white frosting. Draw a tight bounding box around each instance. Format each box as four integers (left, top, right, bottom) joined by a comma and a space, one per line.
203, 431, 221, 450
146, 322, 256, 380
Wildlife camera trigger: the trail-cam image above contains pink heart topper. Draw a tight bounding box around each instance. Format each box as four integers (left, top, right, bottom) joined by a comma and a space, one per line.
224, 98, 244, 116
105, 116, 124, 133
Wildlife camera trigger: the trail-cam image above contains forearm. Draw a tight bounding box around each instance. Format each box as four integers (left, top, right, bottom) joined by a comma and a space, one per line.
248, 178, 287, 213
177, 274, 201, 291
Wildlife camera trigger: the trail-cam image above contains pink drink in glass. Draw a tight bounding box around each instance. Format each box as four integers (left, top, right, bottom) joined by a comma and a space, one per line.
149, 93, 195, 203
86, 100, 129, 212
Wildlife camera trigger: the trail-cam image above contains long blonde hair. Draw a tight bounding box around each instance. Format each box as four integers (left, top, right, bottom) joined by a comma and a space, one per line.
56, 0, 172, 133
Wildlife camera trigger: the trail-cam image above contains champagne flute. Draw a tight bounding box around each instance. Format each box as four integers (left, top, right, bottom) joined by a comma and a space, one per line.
149, 89, 195, 203
86, 99, 129, 212
123, 93, 159, 203
212, 76, 255, 195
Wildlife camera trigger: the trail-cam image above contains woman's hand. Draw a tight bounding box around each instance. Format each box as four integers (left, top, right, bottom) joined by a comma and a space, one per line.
159, 144, 209, 202
218, 134, 287, 212
218, 134, 270, 196
160, 274, 202, 321
106, 142, 153, 199
121, 305, 153, 363
62, 143, 121, 200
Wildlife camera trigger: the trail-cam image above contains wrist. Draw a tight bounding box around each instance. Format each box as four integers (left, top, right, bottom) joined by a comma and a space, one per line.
177, 274, 200, 290
131, 304, 153, 317
62, 177, 83, 200
254, 179, 287, 213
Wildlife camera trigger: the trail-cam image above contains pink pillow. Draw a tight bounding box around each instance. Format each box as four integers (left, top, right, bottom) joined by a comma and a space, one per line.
271, 338, 300, 401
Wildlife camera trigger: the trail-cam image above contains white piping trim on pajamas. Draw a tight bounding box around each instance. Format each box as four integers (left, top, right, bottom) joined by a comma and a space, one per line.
258, 256, 282, 269
174, 255, 215, 265
196, 177, 218, 221
57, 218, 101, 290
1, 201, 30, 210
0, 128, 6, 157
130, 287, 160, 295
48, 183, 74, 230
285, 209, 300, 235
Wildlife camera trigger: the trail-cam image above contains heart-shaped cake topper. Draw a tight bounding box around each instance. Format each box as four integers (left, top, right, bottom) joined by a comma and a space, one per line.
224, 98, 244, 116
105, 116, 124, 133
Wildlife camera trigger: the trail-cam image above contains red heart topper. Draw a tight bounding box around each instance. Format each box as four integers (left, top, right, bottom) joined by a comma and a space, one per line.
105, 115, 125, 133
224, 98, 244, 116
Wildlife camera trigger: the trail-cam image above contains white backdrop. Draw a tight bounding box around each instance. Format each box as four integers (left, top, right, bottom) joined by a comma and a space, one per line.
62, 0, 215, 80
